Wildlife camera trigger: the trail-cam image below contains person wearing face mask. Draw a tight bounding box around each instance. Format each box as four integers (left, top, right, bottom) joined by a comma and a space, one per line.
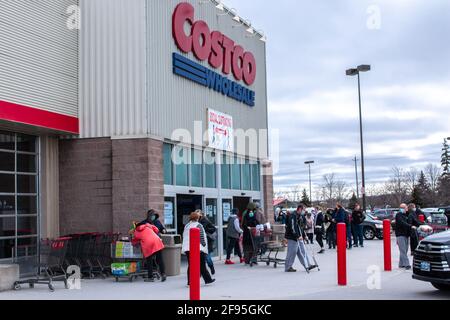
242, 202, 260, 265
395, 203, 417, 270
137, 209, 167, 236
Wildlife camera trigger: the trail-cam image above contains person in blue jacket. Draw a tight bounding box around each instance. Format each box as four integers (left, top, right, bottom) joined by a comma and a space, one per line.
334, 203, 347, 224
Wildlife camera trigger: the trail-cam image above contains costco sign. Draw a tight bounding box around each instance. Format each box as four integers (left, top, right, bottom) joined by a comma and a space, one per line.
172, 2, 256, 107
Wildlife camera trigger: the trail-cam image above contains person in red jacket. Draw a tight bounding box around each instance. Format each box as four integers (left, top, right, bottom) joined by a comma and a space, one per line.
132, 223, 167, 282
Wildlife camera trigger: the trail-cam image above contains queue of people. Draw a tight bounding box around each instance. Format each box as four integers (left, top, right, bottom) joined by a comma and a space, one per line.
129, 199, 428, 287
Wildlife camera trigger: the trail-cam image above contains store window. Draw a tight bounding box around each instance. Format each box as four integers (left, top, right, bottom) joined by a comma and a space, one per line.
221, 155, 231, 190
251, 161, 261, 191
174, 146, 189, 187
242, 159, 251, 191
0, 131, 38, 273
231, 156, 241, 190
191, 149, 203, 188
204, 151, 216, 189
164, 198, 176, 233
163, 144, 173, 185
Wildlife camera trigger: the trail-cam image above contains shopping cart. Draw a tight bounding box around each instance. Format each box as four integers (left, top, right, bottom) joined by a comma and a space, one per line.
14, 238, 70, 292
245, 226, 286, 268
111, 241, 150, 282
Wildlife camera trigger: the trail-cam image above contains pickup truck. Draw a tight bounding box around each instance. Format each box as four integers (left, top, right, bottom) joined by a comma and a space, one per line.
413, 230, 450, 291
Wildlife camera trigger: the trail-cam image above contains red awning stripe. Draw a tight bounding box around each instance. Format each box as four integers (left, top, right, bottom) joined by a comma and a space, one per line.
0, 100, 79, 134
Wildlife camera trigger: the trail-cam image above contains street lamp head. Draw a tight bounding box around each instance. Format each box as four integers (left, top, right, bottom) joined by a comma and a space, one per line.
346, 68, 358, 76
304, 161, 315, 165
357, 65, 371, 72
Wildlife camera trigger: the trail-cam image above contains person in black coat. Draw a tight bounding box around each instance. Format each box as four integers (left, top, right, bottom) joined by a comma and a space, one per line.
351, 204, 366, 248
242, 203, 260, 265
139, 209, 167, 235
325, 209, 336, 249
395, 204, 417, 269
314, 209, 325, 254
407, 203, 424, 254
199, 211, 217, 275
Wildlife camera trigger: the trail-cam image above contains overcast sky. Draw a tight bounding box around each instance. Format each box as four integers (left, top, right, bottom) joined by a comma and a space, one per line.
225, 0, 450, 193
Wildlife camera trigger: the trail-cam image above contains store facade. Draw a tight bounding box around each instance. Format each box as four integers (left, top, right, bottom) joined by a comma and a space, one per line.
0, 0, 273, 270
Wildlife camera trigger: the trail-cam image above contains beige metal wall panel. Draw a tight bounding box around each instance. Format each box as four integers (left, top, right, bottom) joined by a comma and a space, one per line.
0, 0, 79, 117
146, 0, 268, 158
40, 135, 60, 238
78, 0, 147, 138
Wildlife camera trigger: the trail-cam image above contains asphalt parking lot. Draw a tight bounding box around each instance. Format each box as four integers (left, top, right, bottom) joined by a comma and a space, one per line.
1, 238, 449, 300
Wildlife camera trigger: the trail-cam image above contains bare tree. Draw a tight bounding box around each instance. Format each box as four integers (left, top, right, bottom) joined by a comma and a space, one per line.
385, 166, 408, 204
405, 168, 419, 192
335, 180, 349, 202
425, 164, 441, 192
322, 173, 336, 204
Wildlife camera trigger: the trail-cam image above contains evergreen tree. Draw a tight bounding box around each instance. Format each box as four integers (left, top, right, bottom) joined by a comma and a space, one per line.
442, 139, 450, 177
301, 189, 312, 207
348, 192, 358, 210
411, 186, 426, 207
412, 171, 431, 207
437, 175, 450, 205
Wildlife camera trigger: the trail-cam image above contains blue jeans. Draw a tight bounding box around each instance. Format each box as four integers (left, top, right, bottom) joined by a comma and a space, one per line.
352, 223, 364, 247
206, 253, 214, 268
346, 224, 353, 246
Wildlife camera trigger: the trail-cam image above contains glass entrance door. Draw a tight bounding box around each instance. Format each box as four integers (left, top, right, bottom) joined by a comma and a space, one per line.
0, 131, 39, 275
205, 199, 218, 257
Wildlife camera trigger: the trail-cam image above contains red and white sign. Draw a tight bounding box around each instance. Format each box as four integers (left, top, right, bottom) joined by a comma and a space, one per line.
207, 109, 234, 152
172, 2, 257, 86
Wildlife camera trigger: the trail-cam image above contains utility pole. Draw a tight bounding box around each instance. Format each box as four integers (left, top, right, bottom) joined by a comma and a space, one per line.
353, 156, 360, 200
304, 161, 315, 205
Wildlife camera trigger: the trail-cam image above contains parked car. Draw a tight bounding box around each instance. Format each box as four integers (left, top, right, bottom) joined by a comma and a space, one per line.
361, 213, 384, 240
413, 230, 450, 291
372, 208, 400, 222
439, 207, 450, 227
421, 208, 448, 233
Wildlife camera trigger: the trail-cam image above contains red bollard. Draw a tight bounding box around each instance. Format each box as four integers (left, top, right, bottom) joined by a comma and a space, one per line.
337, 223, 347, 286
189, 228, 201, 301
419, 214, 425, 224
383, 220, 392, 272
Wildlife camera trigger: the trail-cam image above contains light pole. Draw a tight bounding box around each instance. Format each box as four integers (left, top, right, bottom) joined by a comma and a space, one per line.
346, 65, 371, 212
304, 161, 315, 205
353, 156, 360, 200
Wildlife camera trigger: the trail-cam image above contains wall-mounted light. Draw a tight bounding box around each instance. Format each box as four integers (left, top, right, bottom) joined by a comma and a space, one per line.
215, 0, 225, 11
189, 190, 196, 194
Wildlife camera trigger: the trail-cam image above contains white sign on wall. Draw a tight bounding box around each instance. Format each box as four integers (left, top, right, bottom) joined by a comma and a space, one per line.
207, 109, 234, 152
164, 202, 174, 226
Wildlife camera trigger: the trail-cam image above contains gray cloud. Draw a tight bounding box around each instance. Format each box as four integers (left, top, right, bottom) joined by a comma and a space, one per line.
225, 0, 450, 190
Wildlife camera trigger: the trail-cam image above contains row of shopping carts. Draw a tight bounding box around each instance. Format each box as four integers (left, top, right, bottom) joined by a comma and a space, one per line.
14, 233, 120, 292
64, 233, 120, 279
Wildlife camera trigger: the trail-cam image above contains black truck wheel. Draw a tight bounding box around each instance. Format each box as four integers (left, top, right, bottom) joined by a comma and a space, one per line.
432, 283, 450, 291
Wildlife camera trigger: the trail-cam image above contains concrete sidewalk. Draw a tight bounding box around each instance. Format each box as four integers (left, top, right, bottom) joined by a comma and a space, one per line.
1, 239, 449, 300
